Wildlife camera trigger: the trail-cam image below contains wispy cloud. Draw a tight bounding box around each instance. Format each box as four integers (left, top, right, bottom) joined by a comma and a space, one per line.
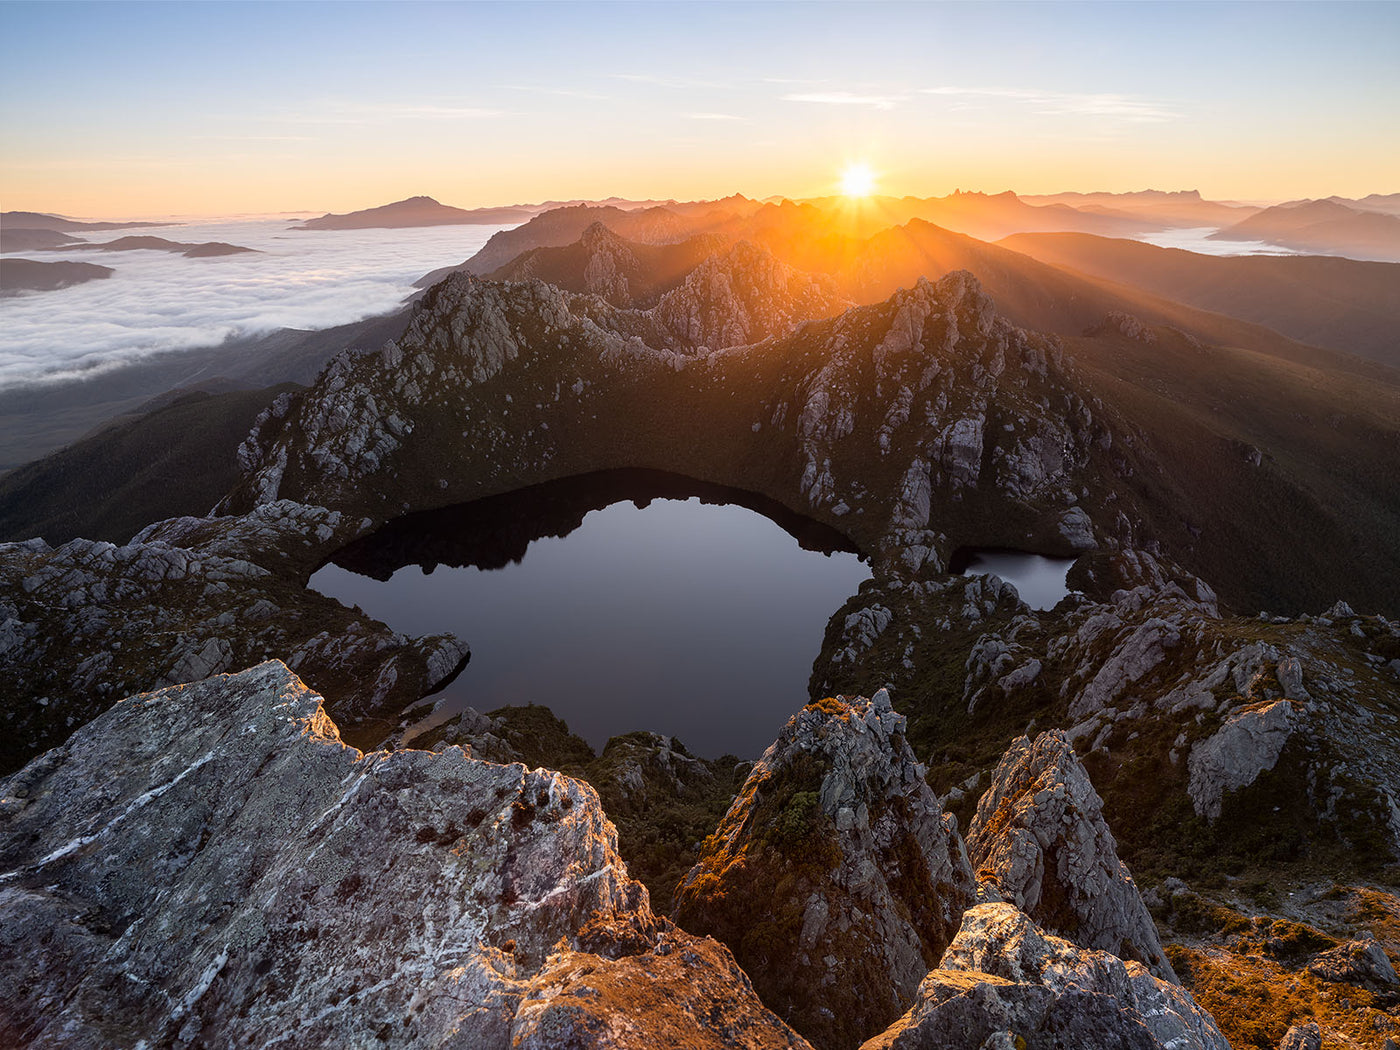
194, 134, 315, 143
921, 87, 1177, 123
783, 91, 908, 111
506, 84, 609, 101
266, 101, 506, 126
610, 72, 729, 90
783, 91, 907, 110
687, 112, 744, 121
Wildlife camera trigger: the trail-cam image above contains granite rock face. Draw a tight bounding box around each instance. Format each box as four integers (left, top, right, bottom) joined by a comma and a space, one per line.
1187, 698, 1303, 821
0, 512, 466, 773
674, 690, 975, 1050
967, 731, 1176, 981
0, 662, 809, 1050
861, 904, 1230, 1050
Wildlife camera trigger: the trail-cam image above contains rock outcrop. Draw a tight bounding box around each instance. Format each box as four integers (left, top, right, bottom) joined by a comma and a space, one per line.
0, 662, 810, 1050
0, 503, 467, 773
1306, 932, 1400, 990
861, 903, 1230, 1050
674, 690, 975, 1050
967, 731, 1176, 981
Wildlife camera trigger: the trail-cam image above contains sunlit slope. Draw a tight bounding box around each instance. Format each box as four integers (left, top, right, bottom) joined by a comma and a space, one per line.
1066, 323, 1400, 616
1000, 232, 1400, 367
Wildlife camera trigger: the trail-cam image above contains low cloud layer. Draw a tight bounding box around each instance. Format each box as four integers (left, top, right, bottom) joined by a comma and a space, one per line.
0, 220, 510, 389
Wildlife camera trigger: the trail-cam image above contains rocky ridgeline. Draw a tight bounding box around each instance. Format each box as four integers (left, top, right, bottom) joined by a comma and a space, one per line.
674, 690, 976, 1049
814, 544, 1400, 872
640, 240, 851, 351
0, 663, 809, 1050
3, 665, 1233, 1050
0, 502, 467, 774
224, 259, 1119, 566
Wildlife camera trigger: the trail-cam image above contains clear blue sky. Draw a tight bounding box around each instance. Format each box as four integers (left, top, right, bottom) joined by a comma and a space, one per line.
2, 1, 1396, 216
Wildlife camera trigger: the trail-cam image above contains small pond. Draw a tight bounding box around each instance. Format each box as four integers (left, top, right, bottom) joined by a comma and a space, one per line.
951, 549, 1077, 611
309, 470, 871, 759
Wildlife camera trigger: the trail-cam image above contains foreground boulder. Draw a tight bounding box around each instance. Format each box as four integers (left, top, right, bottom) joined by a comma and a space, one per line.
0, 662, 809, 1050
967, 731, 1176, 981
862, 903, 1229, 1050
674, 690, 975, 1050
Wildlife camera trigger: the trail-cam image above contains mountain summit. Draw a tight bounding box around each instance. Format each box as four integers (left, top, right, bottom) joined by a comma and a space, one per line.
293, 195, 534, 230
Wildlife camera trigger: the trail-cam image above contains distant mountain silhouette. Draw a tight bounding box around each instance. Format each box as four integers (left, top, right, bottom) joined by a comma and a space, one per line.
0, 227, 83, 253
0, 210, 174, 231
0, 258, 113, 295
793, 189, 1159, 240
292, 195, 535, 230
1209, 199, 1400, 260
54, 235, 256, 258
1020, 190, 1261, 228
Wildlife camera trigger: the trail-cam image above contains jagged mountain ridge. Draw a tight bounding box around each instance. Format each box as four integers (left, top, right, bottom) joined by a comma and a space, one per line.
1, 221, 1398, 1046
2, 662, 1242, 1050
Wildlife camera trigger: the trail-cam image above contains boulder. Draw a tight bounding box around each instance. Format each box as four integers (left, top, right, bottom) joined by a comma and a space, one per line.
1276, 1022, 1321, 1050
1306, 932, 1399, 989
1187, 699, 1302, 821
860, 904, 1230, 1050
967, 731, 1175, 981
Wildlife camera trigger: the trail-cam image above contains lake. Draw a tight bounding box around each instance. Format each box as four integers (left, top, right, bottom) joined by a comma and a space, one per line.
310, 470, 871, 759
952, 549, 1076, 610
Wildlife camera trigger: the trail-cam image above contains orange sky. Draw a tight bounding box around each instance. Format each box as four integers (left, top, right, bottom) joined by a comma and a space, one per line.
3, 2, 1397, 219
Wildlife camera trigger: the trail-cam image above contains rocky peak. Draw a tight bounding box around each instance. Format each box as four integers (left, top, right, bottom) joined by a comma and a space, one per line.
0, 662, 809, 1049
861, 903, 1229, 1050
674, 689, 975, 1050
966, 730, 1176, 981
648, 239, 851, 351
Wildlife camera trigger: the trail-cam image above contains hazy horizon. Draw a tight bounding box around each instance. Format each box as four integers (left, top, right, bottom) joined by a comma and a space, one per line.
3, 1, 1398, 218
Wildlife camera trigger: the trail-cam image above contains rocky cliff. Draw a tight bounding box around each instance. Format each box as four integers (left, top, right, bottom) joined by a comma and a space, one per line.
966, 731, 1176, 980
674, 692, 974, 1048
0, 663, 810, 1050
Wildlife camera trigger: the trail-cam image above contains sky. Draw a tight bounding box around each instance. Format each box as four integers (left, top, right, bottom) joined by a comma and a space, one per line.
2, 0, 1398, 219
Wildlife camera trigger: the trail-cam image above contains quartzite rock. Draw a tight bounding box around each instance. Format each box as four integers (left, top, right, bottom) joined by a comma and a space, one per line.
861, 903, 1230, 1050
0, 662, 809, 1050
674, 690, 975, 1050
1306, 933, 1400, 990
966, 731, 1176, 981
0, 525, 466, 773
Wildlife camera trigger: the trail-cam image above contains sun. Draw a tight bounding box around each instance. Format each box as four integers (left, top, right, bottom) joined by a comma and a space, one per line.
839, 162, 876, 198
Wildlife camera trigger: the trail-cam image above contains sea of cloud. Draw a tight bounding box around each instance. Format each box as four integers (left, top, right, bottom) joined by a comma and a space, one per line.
1136, 226, 1304, 257
0, 219, 514, 389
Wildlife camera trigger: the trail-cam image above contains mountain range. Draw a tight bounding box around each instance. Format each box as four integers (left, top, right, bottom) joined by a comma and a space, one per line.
2, 188, 1398, 1050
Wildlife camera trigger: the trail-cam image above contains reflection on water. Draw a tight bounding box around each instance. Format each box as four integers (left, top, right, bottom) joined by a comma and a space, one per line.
953, 549, 1076, 610
310, 470, 870, 759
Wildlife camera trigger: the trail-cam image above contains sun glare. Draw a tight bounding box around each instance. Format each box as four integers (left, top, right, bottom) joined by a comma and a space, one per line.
840, 162, 876, 198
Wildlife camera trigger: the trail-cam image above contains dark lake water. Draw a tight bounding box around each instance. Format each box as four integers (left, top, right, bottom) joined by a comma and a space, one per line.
952, 549, 1076, 610
309, 471, 871, 759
